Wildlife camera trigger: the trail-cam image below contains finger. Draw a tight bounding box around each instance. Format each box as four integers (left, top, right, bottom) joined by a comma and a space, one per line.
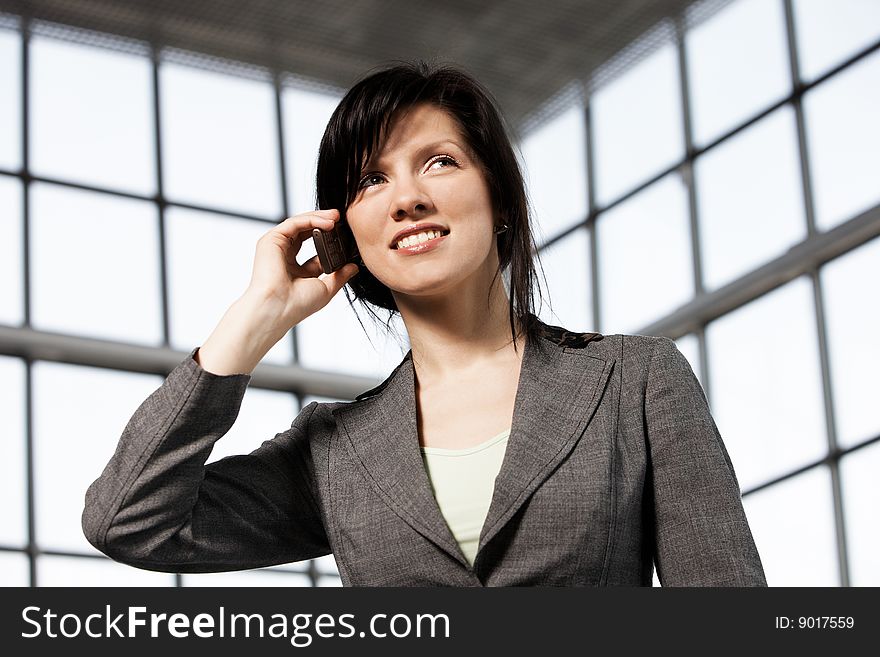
277, 218, 333, 262
319, 263, 359, 296
286, 228, 313, 255
298, 254, 324, 278
270, 210, 340, 240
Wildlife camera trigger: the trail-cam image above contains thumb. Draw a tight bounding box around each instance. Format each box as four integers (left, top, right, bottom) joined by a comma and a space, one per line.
323, 263, 359, 295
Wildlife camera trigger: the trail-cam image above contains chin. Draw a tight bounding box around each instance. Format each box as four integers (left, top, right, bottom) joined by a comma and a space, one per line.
384, 270, 466, 299
390, 279, 456, 299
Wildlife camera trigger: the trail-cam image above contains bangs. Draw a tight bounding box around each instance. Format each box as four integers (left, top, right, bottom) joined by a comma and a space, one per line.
332, 71, 439, 208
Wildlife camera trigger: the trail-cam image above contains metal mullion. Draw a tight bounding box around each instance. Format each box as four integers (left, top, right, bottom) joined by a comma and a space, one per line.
273, 73, 290, 242
741, 432, 880, 498
38, 547, 126, 560
13, 170, 281, 226
20, 13, 38, 589
273, 71, 315, 587
584, 99, 600, 333
636, 201, 880, 339
801, 35, 880, 96
675, 16, 702, 297
810, 267, 849, 586
0, 325, 380, 398
156, 40, 179, 592
164, 199, 279, 224
307, 559, 319, 587
673, 15, 713, 408
273, 72, 302, 369
151, 45, 171, 349
20, 15, 30, 327
782, 0, 818, 238
22, 174, 155, 204
784, 0, 849, 588
24, 359, 36, 588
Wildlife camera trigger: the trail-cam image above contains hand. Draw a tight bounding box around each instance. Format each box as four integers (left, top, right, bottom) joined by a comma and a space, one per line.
243, 209, 359, 333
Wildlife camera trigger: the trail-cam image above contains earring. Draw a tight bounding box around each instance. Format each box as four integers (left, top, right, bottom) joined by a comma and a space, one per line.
494, 223, 509, 234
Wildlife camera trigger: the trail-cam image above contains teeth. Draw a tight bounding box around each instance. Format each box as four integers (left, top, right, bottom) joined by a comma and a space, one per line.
396, 230, 444, 249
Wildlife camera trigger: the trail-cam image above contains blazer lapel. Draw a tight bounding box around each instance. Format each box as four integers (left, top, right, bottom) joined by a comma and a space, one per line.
475, 326, 614, 559
332, 353, 472, 568
331, 320, 614, 572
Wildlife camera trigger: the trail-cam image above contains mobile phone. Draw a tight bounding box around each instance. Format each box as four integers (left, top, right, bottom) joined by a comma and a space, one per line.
312, 214, 360, 274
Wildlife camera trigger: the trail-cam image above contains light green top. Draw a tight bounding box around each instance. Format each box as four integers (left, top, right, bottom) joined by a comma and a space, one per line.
419, 428, 511, 567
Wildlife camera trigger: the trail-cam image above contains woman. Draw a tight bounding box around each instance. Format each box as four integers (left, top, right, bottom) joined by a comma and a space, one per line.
82, 62, 767, 586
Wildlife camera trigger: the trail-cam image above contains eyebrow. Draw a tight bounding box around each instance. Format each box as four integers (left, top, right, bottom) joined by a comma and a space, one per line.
362, 139, 467, 172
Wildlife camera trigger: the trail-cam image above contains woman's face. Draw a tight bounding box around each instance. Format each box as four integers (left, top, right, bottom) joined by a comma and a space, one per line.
345, 103, 499, 302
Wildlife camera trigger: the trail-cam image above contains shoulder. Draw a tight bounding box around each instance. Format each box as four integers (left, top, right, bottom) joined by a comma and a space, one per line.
530, 315, 663, 359
289, 399, 348, 442
303, 398, 349, 423
530, 317, 605, 349
603, 334, 684, 377
532, 319, 684, 388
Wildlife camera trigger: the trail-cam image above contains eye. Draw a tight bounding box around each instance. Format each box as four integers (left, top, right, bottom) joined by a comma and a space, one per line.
358, 173, 385, 189
427, 154, 459, 171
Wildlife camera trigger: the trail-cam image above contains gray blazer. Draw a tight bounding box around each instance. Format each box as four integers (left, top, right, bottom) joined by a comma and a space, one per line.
82, 316, 767, 586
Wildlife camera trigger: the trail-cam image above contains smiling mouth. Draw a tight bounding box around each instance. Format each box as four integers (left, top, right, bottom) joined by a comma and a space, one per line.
392, 229, 450, 250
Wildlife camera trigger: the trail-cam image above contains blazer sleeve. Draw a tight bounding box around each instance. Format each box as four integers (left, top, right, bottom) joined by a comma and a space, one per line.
81, 347, 331, 573
645, 336, 767, 586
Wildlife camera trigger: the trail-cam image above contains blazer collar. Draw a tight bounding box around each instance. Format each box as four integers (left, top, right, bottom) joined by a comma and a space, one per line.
331, 316, 613, 572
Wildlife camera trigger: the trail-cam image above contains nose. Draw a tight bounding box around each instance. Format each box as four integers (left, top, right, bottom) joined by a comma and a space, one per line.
389, 176, 434, 221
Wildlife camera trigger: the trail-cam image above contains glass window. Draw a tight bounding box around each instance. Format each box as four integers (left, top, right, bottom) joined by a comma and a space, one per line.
696, 106, 806, 291
793, 0, 880, 82
0, 552, 30, 587
596, 173, 692, 334
182, 568, 311, 587
312, 553, 340, 578
30, 183, 163, 345
165, 206, 292, 365
31, 360, 163, 554
30, 183, 162, 344
317, 574, 342, 587
0, 355, 27, 548
296, 290, 409, 380
0, 176, 23, 325
821, 236, 880, 449
205, 387, 298, 464
592, 42, 684, 206
706, 277, 826, 491
303, 395, 346, 406
282, 85, 341, 216
37, 555, 175, 586
535, 228, 592, 332
29, 35, 155, 195
160, 61, 281, 219
742, 466, 838, 586
520, 102, 589, 242
804, 49, 880, 231
0, 27, 21, 171
840, 441, 880, 586
686, 0, 791, 146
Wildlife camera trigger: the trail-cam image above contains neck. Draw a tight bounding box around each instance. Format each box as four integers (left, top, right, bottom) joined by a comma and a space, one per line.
393, 271, 526, 387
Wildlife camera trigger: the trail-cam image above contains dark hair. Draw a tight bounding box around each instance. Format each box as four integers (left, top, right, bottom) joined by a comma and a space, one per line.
315, 60, 544, 350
